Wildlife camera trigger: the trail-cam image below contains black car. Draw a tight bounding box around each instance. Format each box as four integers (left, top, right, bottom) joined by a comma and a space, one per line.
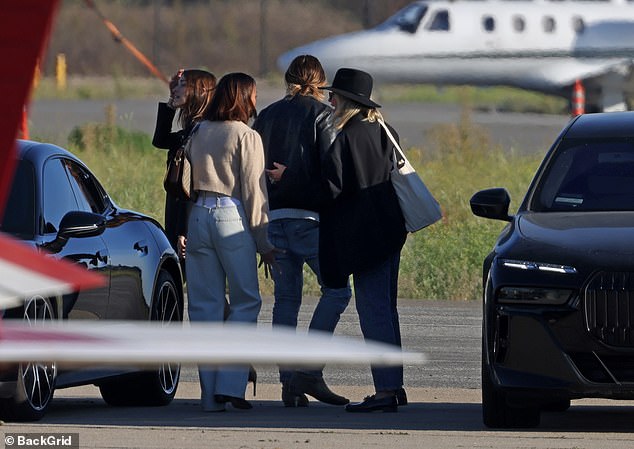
0, 140, 184, 421
471, 111, 634, 428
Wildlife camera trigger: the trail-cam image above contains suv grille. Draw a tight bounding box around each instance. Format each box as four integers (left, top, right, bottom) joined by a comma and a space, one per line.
584, 271, 634, 347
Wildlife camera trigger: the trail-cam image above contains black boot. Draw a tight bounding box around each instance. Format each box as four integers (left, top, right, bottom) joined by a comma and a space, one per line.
396, 387, 408, 406
289, 372, 349, 406
248, 366, 257, 396
282, 382, 309, 407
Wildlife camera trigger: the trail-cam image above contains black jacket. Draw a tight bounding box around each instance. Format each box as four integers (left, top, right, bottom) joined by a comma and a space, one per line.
151, 102, 193, 240
252, 94, 336, 213
319, 115, 407, 288
152, 102, 192, 167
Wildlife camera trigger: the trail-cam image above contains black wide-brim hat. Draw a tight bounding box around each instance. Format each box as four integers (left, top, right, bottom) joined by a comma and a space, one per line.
321, 68, 381, 108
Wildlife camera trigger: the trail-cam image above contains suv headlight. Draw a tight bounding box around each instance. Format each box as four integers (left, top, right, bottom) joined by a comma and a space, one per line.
500, 259, 577, 274
498, 286, 574, 305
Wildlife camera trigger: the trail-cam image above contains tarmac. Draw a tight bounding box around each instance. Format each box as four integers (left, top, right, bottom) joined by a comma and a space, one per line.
4, 381, 483, 449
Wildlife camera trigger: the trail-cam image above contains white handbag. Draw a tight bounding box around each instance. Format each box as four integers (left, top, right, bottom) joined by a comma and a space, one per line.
379, 120, 442, 233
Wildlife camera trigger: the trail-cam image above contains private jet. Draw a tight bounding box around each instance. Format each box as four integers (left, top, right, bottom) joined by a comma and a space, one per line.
278, 0, 634, 112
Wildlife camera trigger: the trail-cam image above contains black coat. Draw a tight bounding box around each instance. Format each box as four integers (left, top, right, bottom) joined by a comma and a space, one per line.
319, 114, 407, 288
252, 94, 336, 213
151, 102, 193, 241
151, 102, 192, 166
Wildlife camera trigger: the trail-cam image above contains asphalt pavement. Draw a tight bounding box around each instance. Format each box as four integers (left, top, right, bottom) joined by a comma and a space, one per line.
4, 298, 634, 449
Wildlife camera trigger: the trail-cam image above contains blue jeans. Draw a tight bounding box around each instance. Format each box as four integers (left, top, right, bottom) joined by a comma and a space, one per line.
353, 250, 404, 392
268, 218, 351, 383
186, 203, 262, 410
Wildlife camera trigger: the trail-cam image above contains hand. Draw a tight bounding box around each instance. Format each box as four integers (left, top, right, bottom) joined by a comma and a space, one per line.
258, 247, 283, 279
266, 162, 287, 184
177, 235, 187, 260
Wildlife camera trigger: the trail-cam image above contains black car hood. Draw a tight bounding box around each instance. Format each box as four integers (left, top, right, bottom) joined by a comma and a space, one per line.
516, 212, 634, 260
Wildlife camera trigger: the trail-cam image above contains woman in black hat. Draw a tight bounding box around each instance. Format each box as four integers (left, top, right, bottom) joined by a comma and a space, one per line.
319, 68, 408, 413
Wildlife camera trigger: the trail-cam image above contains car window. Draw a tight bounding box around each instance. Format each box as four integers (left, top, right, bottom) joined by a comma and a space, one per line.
0, 159, 35, 238
532, 139, 634, 211
63, 159, 108, 214
43, 158, 80, 233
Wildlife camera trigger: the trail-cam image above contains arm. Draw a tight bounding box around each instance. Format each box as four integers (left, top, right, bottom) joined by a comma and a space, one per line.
151, 102, 180, 150
239, 130, 274, 254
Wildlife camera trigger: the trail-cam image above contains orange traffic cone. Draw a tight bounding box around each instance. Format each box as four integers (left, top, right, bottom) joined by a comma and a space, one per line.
572, 79, 585, 116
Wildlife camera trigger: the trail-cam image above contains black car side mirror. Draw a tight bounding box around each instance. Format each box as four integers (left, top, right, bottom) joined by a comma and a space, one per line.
58, 211, 106, 239
470, 188, 512, 222
41, 211, 106, 253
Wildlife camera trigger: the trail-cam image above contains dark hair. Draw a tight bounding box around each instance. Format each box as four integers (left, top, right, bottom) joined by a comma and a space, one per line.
204, 72, 257, 124
285, 54, 326, 99
178, 69, 216, 128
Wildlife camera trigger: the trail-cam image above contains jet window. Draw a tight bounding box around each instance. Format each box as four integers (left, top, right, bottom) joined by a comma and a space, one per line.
427, 10, 450, 31
483, 16, 495, 32
513, 15, 526, 32
375, 3, 427, 34
543, 16, 556, 33
572, 16, 585, 34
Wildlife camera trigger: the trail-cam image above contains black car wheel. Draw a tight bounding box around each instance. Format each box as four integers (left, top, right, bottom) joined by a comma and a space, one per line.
481, 343, 540, 428
99, 269, 182, 406
0, 296, 57, 421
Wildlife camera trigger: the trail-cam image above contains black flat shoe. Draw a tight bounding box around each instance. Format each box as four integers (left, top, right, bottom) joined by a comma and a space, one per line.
396, 387, 408, 406
214, 394, 253, 410
345, 394, 397, 413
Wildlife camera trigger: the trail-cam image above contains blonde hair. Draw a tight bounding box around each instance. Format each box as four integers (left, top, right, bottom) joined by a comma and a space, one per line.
332, 94, 384, 130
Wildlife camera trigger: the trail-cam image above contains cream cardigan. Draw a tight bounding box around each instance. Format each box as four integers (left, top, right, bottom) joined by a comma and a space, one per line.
188, 120, 273, 254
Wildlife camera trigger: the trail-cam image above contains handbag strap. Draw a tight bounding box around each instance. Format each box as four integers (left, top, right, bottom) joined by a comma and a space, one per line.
378, 119, 406, 168
183, 122, 201, 158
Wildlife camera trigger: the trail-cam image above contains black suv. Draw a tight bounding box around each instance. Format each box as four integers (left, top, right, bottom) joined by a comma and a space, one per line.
471, 111, 634, 428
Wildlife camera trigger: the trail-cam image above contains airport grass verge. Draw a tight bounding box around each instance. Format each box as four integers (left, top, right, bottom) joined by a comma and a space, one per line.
42, 107, 542, 301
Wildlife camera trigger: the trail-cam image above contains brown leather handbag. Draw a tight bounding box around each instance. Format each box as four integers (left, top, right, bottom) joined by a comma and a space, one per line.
163, 125, 198, 200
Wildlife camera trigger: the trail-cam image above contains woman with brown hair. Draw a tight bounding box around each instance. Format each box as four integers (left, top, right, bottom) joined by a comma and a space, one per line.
180, 72, 277, 412
152, 68, 216, 251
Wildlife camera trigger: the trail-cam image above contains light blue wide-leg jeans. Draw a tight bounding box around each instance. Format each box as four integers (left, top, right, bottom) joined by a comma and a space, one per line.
186, 202, 262, 411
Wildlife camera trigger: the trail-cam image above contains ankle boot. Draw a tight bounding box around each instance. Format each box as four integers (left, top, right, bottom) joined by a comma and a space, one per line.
248, 365, 257, 396
282, 382, 309, 407
289, 372, 349, 406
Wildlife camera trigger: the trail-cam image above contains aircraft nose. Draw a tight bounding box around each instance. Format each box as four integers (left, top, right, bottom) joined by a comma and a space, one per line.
276, 49, 295, 73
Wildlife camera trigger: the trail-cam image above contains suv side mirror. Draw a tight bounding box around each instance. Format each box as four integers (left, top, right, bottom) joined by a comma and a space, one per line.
470, 188, 512, 222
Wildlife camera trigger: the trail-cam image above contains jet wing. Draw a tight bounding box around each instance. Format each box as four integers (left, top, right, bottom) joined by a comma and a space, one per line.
0, 320, 424, 367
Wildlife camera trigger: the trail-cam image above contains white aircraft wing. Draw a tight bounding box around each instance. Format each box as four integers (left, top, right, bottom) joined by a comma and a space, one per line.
0, 320, 425, 367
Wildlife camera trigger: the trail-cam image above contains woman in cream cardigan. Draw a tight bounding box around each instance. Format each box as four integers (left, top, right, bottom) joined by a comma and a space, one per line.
179, 72, 277, 412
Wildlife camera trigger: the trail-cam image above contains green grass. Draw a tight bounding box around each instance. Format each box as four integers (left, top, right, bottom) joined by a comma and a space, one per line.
39, 104, 543, 301
377, 84, 568, 115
